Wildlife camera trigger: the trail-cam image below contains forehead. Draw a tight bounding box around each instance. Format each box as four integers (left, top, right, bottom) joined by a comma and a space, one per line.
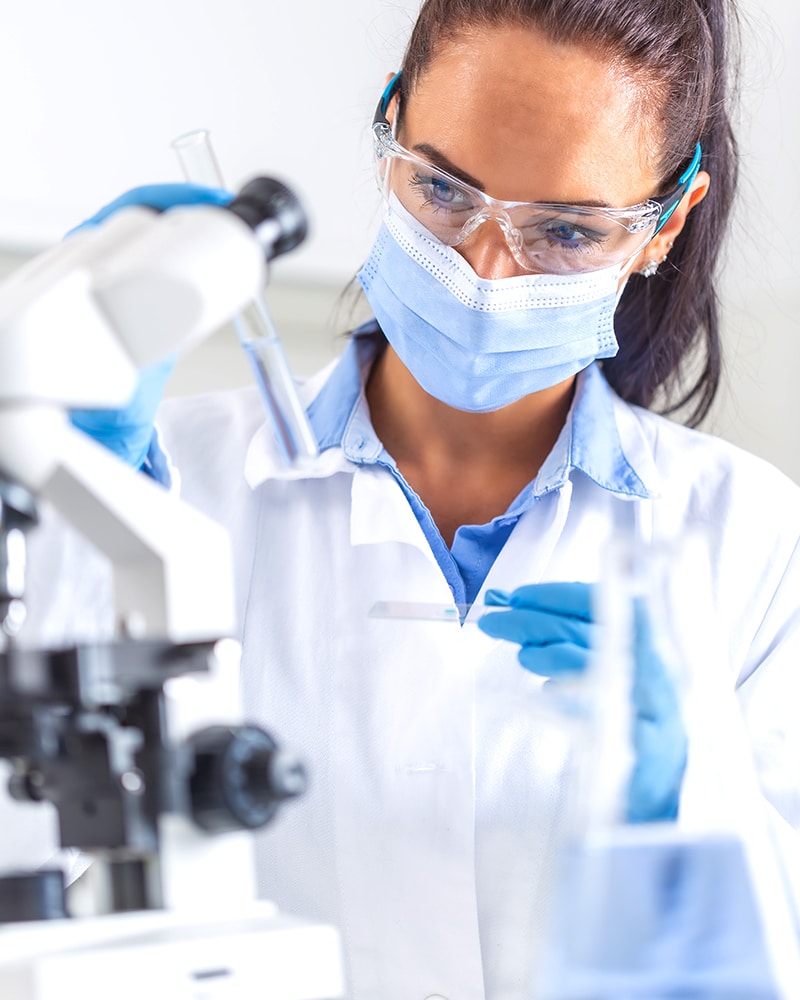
400, 25, 663, 206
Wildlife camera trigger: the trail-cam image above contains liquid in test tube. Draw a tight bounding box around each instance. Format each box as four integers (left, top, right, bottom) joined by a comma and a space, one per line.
171, 129, 319, 466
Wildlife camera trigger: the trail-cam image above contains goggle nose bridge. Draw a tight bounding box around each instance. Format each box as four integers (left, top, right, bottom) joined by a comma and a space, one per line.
455, 207, 528, 258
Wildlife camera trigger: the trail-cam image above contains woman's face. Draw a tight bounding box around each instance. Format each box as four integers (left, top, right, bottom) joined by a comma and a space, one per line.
395, 25, 691, 280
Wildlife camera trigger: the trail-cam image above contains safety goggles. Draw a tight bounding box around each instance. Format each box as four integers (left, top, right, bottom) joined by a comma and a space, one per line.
372, 72, 702, 276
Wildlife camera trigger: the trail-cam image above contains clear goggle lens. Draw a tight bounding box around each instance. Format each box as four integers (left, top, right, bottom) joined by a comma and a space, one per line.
373, 127, 662, 276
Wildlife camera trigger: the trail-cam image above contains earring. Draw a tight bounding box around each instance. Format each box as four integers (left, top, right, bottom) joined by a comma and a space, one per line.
640, 259, 660, 278
640, 241, 673, 278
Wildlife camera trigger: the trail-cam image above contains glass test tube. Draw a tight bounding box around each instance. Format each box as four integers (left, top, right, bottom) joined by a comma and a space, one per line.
171, 129, 319, 466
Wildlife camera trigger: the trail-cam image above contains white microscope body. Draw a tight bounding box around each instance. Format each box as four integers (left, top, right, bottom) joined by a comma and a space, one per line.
0, 192, 344, 998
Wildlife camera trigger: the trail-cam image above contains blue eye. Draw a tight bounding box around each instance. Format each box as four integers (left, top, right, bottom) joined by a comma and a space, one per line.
430, 177, 457, 204
408, 172, 474, 216
529, 215, 610, 254
545, 221, 588, 246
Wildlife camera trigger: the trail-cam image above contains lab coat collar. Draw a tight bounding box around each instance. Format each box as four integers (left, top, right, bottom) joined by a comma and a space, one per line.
243, 325, 381, 488
244, 320, 662, 500
243, 357, 350, 487
534, 361, 662, 501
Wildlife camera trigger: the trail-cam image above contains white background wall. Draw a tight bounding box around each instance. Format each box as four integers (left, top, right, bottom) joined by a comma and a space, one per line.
0, 0, 419, 280
1, 0, 798, 480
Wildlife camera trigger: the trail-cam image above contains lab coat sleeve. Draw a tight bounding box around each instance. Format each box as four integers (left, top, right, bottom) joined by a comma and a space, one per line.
728, 523, 800, 950
729, 526, 800, 933
736, 532, 800, 830
642, 416, 800, 839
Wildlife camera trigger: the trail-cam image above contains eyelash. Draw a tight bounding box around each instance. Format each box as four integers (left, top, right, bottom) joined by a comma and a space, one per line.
408, 174, 472, 210
536, 220, 610, 250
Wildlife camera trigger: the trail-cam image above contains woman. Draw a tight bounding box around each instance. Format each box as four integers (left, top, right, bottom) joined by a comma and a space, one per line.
24, 0, 800, 995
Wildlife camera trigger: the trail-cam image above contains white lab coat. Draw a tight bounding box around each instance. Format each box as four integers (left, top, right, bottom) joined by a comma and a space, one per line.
13, 361, 800, 999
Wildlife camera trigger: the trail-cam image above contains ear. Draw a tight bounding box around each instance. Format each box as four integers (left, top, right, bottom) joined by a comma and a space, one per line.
631, 170, 711, 276
383, 70, 401, 129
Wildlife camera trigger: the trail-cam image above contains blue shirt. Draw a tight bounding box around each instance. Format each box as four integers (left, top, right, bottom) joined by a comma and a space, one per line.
306, 322, 651, 606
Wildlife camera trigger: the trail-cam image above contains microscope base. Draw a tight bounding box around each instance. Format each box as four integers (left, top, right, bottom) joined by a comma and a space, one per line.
0, 900, 344, 999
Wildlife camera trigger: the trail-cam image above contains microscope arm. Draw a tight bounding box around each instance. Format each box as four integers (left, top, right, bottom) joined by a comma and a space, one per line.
0, 204, 267, 641
0, 407, 236, 641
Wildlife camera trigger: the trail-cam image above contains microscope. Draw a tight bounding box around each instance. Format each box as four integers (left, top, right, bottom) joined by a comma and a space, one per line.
0, 181, 343, 998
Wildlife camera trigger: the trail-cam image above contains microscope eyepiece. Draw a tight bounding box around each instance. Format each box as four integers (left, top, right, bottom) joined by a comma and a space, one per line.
226, 177, 308, 262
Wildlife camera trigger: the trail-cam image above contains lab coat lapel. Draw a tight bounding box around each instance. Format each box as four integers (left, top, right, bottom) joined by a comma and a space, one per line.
350, 464, 436, 556
465, 482, 574, 620
333, 465, 486, 995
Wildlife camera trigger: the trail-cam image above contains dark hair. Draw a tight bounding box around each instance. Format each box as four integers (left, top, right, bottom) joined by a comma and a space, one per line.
399, 0, 740, 425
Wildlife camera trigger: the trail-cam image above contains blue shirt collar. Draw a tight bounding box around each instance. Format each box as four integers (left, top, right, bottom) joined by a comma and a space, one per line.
306, 322, 386, 464
305, 321, 659, 501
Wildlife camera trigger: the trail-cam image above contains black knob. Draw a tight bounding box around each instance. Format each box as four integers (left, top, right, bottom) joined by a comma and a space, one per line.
0, 870, 68, 923
227, 177, 308, 261
188, 725, 307, 833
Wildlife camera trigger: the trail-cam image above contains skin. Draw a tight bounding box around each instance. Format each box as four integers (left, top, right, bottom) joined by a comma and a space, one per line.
366, 25, 709, 546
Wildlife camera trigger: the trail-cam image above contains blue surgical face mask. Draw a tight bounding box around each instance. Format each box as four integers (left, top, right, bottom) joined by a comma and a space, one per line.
357, 196, 623, 412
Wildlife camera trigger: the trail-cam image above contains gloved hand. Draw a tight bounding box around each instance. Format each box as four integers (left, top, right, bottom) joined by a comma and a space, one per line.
67, 182, 233, 235
478, 581, 687, 824
68, 182, 233, 469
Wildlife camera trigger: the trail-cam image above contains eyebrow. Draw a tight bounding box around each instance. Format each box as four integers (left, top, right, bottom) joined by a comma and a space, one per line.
411, 141, 616, 209
411, 143, 486, 190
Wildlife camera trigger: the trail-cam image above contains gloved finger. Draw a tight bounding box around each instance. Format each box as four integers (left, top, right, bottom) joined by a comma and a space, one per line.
484, 589, 512, 607
631, 600, 681, 722
68, 183, 234, 235
627, 715, 687, 823
517, 640, 591, 677
504, 581, 595, 622
633, 710, 687, 774
478, 606, 595, 649
633, 656, 680, 724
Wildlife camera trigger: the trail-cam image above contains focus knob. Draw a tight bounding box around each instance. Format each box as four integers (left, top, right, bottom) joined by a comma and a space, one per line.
188, 725, 307, 833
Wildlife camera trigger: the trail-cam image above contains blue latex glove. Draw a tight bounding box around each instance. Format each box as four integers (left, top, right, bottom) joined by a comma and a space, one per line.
69, 183, 233, 469
66, 182, 233, 235
478, 582, 687, 823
